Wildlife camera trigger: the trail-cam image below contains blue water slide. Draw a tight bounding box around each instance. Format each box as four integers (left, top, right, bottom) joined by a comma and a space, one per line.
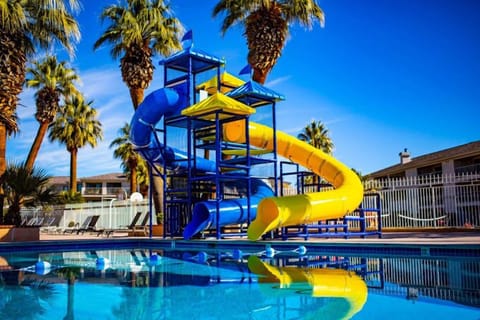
130, 87, 274, 238
129, 87, 216, 172
183, 179, 274, 240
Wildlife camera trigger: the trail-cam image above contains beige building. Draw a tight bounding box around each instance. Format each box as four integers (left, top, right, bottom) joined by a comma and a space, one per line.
367, 140, 480, 179
365, 141, 480, 228
49, 173, 130, 202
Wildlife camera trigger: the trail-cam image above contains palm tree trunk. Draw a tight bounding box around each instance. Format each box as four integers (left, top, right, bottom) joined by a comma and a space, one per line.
130, 88, 144, 110
0, 124, 6, 176
25, 122, 49, 172
70, 148, 78, 193
0, 124, 6, 223
252, 68, 268, 85
152, 172, 164, 217
130, 165, 137, 194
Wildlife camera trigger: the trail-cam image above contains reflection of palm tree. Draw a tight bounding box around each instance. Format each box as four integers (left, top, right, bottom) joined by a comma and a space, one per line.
48, 94, 103, 193
0, 277, 55, 319
112, 287, 150, 320
56, 267, 82, 320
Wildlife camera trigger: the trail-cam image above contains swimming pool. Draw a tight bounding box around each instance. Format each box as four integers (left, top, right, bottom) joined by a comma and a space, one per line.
0, 240, 479, 319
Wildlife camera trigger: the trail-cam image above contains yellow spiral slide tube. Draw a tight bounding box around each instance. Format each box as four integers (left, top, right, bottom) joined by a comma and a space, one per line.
223, 120, 364, 240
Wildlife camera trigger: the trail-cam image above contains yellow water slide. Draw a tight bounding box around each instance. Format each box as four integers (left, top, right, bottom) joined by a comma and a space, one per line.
223, 120, 364, 240
248, 256, 368, 319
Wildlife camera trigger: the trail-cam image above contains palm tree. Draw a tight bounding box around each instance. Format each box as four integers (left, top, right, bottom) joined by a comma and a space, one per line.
25, 56, 80, 172
48, 94, 103, 193
297, 119, 333, 186
297, 119, 333, 154
134, 158, 151, 199
57, 190, 85, 204
93, 0, 183, 109
0, 112, 17, 223
94, 0, 184, 219
213, 0, 324, 84
0, 0, 80, 212
110, 123, 142, 196
2, 162, 57, 226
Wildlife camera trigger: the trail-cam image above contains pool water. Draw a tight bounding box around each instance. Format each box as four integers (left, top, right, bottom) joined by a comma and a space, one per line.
0, 245, 479, 319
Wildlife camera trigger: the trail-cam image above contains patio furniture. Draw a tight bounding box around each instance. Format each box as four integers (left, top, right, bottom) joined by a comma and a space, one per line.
76, 215, 101, 235
101, 212, 149, 237
63, 215, 93, 234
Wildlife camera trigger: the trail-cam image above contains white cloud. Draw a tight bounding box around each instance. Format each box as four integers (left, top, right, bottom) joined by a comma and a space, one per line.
266, 76, 291, 88
76, 141, 123, 177
78, 67, 126, 99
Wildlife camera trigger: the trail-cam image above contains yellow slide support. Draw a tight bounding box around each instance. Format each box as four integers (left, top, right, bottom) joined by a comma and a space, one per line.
223, 120, 364, 240
248, 256, 368, 319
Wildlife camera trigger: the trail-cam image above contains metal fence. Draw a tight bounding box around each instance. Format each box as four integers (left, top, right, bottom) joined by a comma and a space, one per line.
364, 173, 480, 229
281, 173, 480, 229
20, 199, 151, 232
20, 173, 480, 232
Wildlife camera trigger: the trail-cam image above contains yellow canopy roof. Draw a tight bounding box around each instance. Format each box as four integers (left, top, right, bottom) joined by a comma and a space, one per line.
196, 72, 245, 94
181, 92, 255, 120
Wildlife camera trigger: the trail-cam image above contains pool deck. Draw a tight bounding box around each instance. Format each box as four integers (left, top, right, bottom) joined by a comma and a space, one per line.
37, 230, 480, 245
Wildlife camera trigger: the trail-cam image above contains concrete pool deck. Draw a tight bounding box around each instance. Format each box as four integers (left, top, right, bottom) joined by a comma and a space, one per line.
37, 230, 480, 245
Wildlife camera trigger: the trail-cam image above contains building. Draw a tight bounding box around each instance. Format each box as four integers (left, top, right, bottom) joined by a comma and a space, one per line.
365, 141, 480, 228
367, 140, 480, 179
79, 173, 130, 202
49, 173, 130, 202
48, 176, 70, 194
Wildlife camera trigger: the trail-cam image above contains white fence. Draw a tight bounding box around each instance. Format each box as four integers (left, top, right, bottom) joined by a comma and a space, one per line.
364, 173, 480, 229
281, 173, 480, 229
21, 199, 151, 231
21, 173, 480, 232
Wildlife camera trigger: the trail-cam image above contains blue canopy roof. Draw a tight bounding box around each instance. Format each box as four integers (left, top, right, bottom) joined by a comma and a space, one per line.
226, 80, 285, 106
160, 46, 225, 73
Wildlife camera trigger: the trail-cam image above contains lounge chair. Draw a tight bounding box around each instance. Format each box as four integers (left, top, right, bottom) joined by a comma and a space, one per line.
63, 215, 93, 234
101, 212, 148, 237
132, 212, 150, 236
76, 215, 101, 235
20, 216, 31, 227
49, 215, 65, 233
22, 216, 44, 227
40, 216, 60, 233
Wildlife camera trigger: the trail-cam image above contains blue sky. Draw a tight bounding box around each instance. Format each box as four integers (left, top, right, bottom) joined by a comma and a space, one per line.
7, 0, 480, 178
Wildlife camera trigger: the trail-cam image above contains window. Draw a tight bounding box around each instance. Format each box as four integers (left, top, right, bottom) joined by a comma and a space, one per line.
106, 182, 122, 195
85, 182, 102, 195
455, 156, 480, 174
417, 164, 442, 177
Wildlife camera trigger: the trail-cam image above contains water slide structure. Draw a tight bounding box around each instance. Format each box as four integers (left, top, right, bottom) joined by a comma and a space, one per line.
130, 87, 275, 239
222, 120, 363, 240
129, 42, 364, 240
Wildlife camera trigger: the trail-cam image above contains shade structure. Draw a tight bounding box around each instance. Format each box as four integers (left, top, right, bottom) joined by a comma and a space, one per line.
196, 71, 245, 95
181, 92, 256, 120
226, 80, 285, 107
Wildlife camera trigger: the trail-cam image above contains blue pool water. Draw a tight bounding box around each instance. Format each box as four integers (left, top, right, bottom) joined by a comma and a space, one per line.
0, 243, 479, 319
